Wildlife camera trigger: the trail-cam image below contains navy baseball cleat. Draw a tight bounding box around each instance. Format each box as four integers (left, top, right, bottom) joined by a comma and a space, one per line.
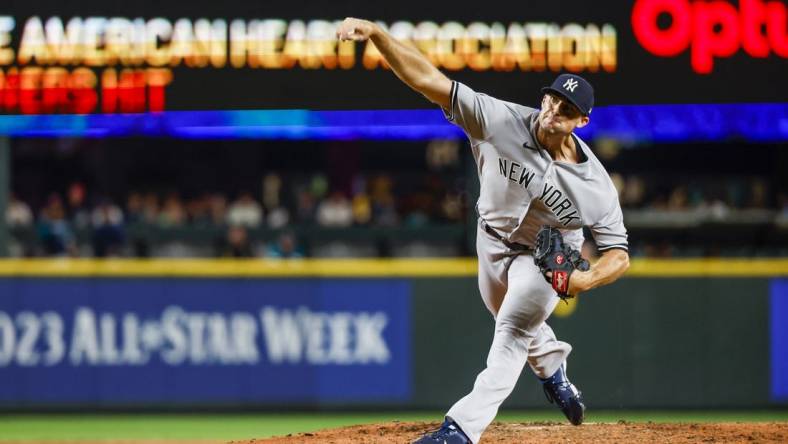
540, 364, 585, 425
412, 419, 471, 444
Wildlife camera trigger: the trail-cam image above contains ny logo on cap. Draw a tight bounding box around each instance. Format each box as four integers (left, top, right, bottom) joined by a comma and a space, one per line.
563, 78, 579, 92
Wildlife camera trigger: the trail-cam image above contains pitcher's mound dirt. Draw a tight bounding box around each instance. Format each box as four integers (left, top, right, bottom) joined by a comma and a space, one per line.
238, 420, 788, 444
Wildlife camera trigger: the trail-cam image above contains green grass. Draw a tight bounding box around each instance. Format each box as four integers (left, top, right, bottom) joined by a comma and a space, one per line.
0, 410, 786, 441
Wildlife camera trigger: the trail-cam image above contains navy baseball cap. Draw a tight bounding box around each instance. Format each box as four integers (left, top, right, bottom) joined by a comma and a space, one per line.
541, 74, 594, 116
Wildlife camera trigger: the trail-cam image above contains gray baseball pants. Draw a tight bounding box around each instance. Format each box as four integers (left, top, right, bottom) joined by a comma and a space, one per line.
446, 221, 572, 444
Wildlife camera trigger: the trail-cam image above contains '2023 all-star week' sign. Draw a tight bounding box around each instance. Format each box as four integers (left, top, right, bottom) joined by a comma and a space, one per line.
0, 0, 784, 113
0, 278, 411, 405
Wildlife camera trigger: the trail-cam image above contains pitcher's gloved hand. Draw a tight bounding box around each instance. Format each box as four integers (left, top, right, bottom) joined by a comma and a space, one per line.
533, 225, 590, 299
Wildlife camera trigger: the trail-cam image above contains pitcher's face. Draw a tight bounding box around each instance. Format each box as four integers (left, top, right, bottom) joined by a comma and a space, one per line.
539, 93, 588, 135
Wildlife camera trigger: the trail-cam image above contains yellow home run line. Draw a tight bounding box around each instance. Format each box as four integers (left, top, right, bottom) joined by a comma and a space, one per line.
0, 258, 785, 277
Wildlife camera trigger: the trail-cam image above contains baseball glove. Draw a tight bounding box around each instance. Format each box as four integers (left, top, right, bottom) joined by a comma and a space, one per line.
533, 225, 590, 299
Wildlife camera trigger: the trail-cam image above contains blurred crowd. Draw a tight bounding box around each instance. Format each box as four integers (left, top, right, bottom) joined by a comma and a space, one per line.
609, 173, 782, 214
5, 169, 786, 258
5, 173, 467, 257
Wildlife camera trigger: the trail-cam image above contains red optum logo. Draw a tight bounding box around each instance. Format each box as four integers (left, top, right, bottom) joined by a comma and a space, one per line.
631, 0, 788, 73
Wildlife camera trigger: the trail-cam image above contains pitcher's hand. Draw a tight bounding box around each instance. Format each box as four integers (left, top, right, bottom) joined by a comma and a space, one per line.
336, 17, 377, 41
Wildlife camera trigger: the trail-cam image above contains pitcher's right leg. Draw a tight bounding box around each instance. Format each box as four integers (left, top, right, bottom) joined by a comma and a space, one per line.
528, 323, 571, 379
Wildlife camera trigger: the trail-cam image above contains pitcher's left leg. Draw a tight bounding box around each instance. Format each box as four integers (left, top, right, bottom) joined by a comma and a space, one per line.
445, 255, 557, 443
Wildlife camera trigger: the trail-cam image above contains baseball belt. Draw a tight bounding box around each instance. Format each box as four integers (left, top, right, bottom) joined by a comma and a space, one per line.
481, 221, 533, 253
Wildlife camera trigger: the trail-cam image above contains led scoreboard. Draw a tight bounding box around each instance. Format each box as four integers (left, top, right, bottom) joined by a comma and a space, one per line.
0, 0, 784, 114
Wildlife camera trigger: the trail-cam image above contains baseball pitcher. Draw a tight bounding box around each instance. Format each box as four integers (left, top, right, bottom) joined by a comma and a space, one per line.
337, 18, 630, 444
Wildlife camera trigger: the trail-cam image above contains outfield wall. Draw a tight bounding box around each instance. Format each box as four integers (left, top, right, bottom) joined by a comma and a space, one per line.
0, 259, 785, 410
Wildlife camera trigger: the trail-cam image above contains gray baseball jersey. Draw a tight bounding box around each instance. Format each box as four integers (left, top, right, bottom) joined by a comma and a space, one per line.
444, 81, 628, 252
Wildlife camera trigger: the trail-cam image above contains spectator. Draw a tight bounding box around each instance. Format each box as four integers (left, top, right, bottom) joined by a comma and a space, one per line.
349, 175, 372, 225
425, 175, 447, 215
705, 199, 731, 220
186, 195, 212, 226
403, 187, 433, 227
621, 175, 646, 208
67, 182, 91, 229
126, 192, 145, 224
262, 174, 289, 229
687, 184, 706, 207
217, 225, 254, 258
142, 192, 160, 224
748, 179, 768, 208
726, 180, 748, 208
373, 194, 399, 227
266, 232, 303, 259
125, 192, 149, 257
91, 199, 125, 257
266, 206, 290, 229
316, 191, 353, 227
403, 192, 430, 227
310, 174, 329, 201
370, 174, 393, 202
352, 192, 372, 225
262, 173, 283, 209
441, 192, 464, 222
370, 174, 399, 226
37, 194, 76, 256
227, 192, 263, 228
159, 193, 187, 227
6, 194, 33, 227
667, 186, 689, 210
207, 193, 227, 226
295, 189, 317, 223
